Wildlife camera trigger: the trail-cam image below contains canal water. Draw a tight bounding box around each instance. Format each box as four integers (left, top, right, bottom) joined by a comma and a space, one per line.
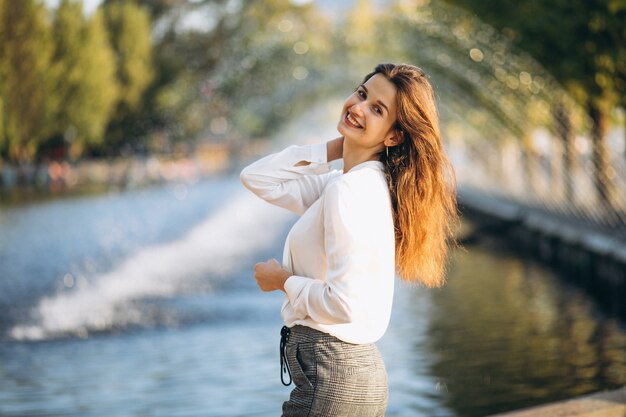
1, 172, 625, 417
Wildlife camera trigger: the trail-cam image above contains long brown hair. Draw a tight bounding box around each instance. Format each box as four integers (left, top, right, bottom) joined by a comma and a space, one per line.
363, 63, 459, 287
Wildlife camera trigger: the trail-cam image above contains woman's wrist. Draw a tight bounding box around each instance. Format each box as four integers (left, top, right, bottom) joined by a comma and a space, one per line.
279, 270, 292, 293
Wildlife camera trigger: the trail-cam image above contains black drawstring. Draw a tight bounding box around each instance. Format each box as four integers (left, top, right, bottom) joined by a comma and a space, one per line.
280, 325, 292, 386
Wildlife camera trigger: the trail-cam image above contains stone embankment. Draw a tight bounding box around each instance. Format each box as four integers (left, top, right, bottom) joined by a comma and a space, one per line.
487, 386, 626, 417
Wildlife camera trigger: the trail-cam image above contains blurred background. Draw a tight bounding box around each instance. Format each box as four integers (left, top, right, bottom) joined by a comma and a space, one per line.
0, 0, 625, 416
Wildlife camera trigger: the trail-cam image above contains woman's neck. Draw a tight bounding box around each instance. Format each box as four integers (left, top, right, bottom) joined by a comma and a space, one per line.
342, 146, 381, 174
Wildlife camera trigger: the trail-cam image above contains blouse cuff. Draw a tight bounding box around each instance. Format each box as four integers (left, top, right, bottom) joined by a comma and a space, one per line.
284, 275, 310, 313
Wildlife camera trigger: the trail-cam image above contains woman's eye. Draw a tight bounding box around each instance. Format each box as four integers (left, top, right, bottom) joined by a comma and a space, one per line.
374, 106, 382, 115
358, 90, 366, 99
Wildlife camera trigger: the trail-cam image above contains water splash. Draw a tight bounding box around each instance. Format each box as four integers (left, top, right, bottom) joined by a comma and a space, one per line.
8, 190, 293, 341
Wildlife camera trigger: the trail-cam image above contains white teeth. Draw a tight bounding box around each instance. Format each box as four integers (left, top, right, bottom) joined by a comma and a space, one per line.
346, 112, 362, 128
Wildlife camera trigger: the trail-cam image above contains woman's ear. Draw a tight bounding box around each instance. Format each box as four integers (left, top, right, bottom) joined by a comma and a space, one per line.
384, 129, 405, 147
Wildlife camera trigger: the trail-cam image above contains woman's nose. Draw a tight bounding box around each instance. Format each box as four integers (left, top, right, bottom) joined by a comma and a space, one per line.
350, 103, 364, 117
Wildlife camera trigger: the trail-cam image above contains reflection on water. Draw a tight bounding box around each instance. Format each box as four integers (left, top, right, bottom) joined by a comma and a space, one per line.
0, 177, 625, 417
426, 236, 626, 416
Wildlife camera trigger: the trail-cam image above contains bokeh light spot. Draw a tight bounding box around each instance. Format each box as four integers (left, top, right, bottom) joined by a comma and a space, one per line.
293, 66, 309, 80
278, 19, 293, 32
293, 41, 309, 55
506, 75, 520, 89
469, 48, 484, 62
519, 71, 532, 85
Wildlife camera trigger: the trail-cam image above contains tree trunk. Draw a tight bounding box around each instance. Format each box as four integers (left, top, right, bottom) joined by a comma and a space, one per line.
553, 102, 575, 204
588, 100, 616, 211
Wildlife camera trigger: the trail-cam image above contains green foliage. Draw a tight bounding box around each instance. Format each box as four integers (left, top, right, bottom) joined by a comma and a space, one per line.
444, 0, 625, 111
342, 0, 378, 61
0, 0, 54, 163
444, 0, 625, 207
94, 1, 154, 155
150, 0, 333, 143
103, 1, 154, 112
0, 0, 334, 162
0, 0, 5, 157
79, 10, 119, 147
47, 0, 118, 160
210, 0, 332, 138
111, 0, 186, 22
0, 0, 622, 166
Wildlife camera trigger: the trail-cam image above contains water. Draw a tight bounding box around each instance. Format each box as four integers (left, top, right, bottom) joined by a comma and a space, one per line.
1, 174, 625, 417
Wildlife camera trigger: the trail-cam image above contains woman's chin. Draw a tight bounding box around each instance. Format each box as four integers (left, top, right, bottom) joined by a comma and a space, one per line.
337, 122, 348, 137
337, 121, 355, 137
337, 127, 353, 142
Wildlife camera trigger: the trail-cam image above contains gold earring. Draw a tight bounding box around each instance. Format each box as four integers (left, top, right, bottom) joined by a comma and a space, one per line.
386, 146, 389, 158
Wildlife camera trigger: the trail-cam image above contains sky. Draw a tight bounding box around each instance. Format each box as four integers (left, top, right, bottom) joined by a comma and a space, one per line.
43, 0, 371, 17
43, 0, 363, 33
46, 0, 102, 15
43, 0, 390, 32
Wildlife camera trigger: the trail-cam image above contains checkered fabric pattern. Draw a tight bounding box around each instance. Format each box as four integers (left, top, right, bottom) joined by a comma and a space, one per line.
281, 325, 388, 417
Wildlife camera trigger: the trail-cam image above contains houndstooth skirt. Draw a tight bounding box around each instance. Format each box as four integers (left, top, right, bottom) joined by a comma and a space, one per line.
280, 325, 388, 417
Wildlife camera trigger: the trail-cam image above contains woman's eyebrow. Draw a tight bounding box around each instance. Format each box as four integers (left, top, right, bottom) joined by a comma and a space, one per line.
360, 84, 389, 114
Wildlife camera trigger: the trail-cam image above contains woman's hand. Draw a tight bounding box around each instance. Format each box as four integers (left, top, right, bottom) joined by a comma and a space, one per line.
253, 258, 291, 293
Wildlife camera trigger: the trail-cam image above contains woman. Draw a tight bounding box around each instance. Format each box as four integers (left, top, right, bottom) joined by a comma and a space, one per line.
240, 63, 459, 417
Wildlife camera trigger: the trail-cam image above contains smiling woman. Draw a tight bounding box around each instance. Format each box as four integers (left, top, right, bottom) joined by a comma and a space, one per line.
240, 63, 459, 417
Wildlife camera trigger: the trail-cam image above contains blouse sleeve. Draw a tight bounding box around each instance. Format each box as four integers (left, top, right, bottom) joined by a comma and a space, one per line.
239, 142, 338, 215
282, 180, 368, 325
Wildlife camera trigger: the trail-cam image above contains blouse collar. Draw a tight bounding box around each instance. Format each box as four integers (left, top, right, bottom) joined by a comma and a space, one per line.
344, 160, 385, 174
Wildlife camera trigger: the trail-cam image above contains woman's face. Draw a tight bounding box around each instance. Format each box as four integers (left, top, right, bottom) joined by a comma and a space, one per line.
337, 73, 398, 152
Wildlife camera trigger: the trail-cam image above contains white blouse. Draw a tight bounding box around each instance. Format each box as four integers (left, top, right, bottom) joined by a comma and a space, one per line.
240, 142, 396, 344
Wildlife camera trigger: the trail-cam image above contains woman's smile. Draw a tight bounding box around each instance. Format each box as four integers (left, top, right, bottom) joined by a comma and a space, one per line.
344, 110, 363, 129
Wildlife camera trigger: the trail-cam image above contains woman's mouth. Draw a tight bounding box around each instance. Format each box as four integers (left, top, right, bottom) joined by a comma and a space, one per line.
344, 111, 363, 129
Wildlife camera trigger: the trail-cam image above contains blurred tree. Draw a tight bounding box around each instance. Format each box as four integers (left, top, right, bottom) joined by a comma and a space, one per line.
210, 0, 332, 138
0, 0, 54, 168
444, 0, 626, 208
377, 1, 588, 202
47, 0, 84, 160
0, 0, 341, 162
605, 0, 626, 158
0, 0, 5, 174
46, 0, 118, 161
342, 0, 378, 65
146, 0, 332, 146
95, 0, 334, 156
99, 0, 154, 156
321, 0, 389, 93
77, 9, 120, 156
98, 0, 240, 155
125, 0, 187, 22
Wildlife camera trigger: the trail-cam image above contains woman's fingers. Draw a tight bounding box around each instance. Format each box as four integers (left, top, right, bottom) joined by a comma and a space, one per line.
254, 259, 273, 291
253, 259, 280, 292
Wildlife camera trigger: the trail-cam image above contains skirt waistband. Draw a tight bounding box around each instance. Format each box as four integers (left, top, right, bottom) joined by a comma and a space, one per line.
287, 325, 373, 347
289, 325, 336, 341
